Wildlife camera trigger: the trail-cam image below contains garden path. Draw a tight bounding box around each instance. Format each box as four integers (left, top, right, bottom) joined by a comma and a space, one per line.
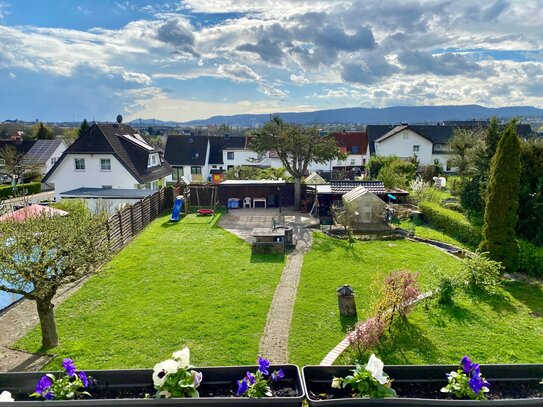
0, 278, 88, 372
219, 208, 316, 363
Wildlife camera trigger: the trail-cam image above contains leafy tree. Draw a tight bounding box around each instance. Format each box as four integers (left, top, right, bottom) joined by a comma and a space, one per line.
35, 122, 54, 140
0, 128, 8, 139
447, 128, 481, 178
517, 138, 543, 245
250, 117, 341, 209
78, 119, 90, 137
0, 206, 109, 348
0, 145, 41, 185
224, 165, 286, 181
420, 159, 444, 183
460, 118, 500, 220
63, 127, 78, 142
479, 121, 521, 272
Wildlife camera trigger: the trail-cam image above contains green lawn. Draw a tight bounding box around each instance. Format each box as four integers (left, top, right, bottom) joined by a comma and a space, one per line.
398, 219, 471, 250
289, 233, 463, 366
338, 281, 543, 365
16, 213, 284, 369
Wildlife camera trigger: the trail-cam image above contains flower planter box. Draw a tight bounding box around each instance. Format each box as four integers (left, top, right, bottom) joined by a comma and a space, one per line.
0, 365, 304, 406
302, 364, 543, 406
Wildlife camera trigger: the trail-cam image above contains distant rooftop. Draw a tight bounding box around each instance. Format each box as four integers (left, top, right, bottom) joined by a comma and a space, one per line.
221, 180, 286, 185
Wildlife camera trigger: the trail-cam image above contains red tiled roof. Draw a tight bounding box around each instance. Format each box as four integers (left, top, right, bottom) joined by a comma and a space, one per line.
330, 132, 368, 154
0, 205, 68, 222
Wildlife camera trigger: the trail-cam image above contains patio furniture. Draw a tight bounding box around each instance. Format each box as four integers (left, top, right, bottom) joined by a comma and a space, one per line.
253, 197, 267, 208
266, 194, 276, 207
227, 198, 240, 209
243, 197, 252, 208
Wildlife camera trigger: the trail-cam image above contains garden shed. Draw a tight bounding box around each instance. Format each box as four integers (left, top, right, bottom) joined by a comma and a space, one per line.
341, 186, 388, 229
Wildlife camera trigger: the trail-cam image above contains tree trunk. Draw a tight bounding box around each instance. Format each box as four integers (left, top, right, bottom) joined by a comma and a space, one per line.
36, 297, 58, 349
293, 177, 301, 211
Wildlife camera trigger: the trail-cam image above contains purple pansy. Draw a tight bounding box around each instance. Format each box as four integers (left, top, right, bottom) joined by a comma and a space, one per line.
192, 371, 203, 388
44, 392, 54, 400
246, 372, 256, 385
78, 371, 89, 388
35, 375, 53, 395
237, 379, 248, 396
257, 357, 270, 375
271, 369, 285, 381
62, 358, 77, 377
460, 356, 473, 374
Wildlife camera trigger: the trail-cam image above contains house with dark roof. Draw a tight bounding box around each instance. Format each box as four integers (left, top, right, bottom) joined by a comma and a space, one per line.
324, 131, 369, 174
23, 140, 68, 175
43, 122, 172, 201
0, 139, 36, 182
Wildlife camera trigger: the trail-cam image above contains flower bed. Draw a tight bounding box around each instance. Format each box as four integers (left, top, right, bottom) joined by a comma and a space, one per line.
0, 365, 304, 406
302, 363, 543, 406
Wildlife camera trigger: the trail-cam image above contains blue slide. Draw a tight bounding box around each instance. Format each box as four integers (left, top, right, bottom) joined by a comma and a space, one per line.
171, 196, 184, 221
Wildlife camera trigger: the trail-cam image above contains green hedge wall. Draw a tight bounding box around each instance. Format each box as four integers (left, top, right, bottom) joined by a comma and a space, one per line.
518, 240, 543, 278
419, 201, 482, 247
0, 182, 41, 199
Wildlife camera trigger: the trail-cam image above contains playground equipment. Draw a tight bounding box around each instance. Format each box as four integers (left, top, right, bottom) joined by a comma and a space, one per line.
171, 196, 184, 221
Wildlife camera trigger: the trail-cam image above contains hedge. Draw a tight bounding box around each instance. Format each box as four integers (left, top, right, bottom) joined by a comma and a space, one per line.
419, 201, 482, 247
0, 182, 41, 199
518, 240, 543, 278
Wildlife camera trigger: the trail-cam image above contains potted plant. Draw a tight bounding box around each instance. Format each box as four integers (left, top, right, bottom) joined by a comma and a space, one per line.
0, 351, 304, 406
302, 355, 543, 406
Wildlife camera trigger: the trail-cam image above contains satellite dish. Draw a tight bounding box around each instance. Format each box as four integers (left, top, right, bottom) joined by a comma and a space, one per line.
116, 115, 123, 124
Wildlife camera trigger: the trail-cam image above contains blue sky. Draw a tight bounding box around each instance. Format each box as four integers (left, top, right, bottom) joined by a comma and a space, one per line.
0, 0, 542, 122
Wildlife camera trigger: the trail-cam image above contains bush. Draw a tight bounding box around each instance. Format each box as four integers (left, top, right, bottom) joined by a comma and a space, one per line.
436, 274, 457, 305
447, 176, 464, 196
419, 201, 481, 247
460, 252, 504, 293
0, 181, 41, 198
348, 315, 385, 357
373, 270, 420, 331
518, 240, 543, 278
441, 202, 464, 213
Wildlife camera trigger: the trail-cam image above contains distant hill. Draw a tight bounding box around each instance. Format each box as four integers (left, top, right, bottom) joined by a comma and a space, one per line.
128, 118, 179, 127
179, 105, 543, 127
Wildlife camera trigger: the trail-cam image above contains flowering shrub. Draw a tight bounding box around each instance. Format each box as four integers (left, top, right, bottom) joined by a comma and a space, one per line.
348, 314, 386, 357
373, 270, 420, 331
441, 356, 490, 400
236, 357, 285, 398
0, 391, 14, 402
31, 358, 90, 400
152, 348, 202, 398
332, 354, 396, 398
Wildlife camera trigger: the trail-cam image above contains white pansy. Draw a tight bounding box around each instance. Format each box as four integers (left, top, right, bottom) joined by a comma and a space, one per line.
0, 391, 14, 402
152, 359, 179, 387
331, 377, 342, 389
365, 354, 388, 385
159, 390, 172, 398
172, 348, 190, 368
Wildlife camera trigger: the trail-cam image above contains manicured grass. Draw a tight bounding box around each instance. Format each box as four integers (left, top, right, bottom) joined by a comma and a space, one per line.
16, 213, 284, 369
398, 219, 471, 250
338, 281, 543, 365
289, 233, 463, 366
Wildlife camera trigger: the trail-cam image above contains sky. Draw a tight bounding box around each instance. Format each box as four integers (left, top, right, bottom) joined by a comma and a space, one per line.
0, 0, 542, 123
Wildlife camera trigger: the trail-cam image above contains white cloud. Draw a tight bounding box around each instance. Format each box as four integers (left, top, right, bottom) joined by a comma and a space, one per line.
290, 73, 310, 84
217, 63, 261, 82
0, 1, 10, 20
258, 83, 288, 98
8, 71, 15, 78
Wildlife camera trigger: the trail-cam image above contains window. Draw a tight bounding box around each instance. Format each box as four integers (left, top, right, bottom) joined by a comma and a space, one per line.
172, 167, 184, 181
100, 158, 111, 171
148, 153, 158, 167
435, 144, 442, 151
413, 145, 420, 152
74, 158, 85, 171
350, 159, 356, 165
446, 160, 452, 171
50, 157, 57, 165
403, 133, 409, 139
191, 166, 201, 174
101, 185, 112, 189
351, 145, 359, 154
227, 152, 234, 160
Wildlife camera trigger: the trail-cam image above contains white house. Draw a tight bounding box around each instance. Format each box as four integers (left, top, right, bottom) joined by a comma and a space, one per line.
43, 122, 172, 201
368, 124, 455, 170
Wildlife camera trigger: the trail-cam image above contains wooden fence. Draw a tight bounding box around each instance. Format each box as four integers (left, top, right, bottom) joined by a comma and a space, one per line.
106, 187, 174, 253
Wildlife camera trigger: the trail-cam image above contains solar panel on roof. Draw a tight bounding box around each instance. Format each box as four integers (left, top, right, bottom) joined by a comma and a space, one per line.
119, 133, 154, 151
24, 140, 61, 164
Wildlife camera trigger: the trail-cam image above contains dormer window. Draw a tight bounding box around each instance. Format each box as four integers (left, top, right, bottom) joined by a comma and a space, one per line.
148, 153, 159, 168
